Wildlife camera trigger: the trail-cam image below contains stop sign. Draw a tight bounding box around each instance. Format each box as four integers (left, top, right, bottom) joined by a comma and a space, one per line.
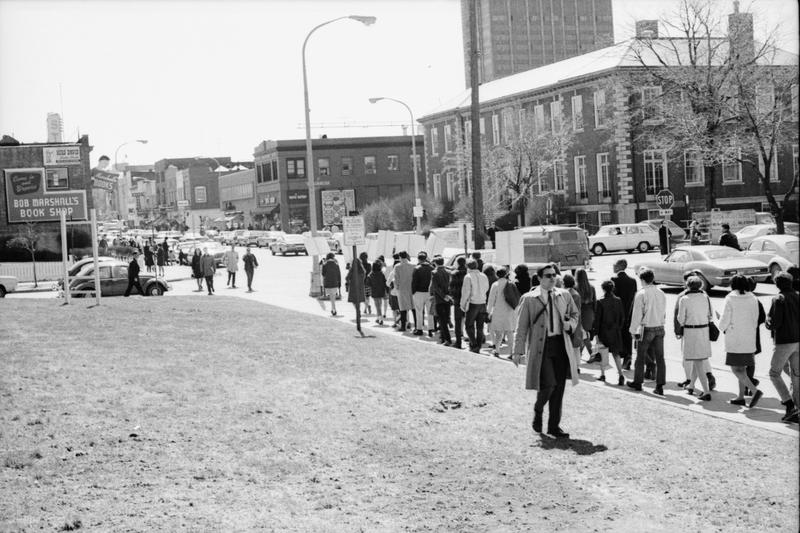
655, 189, 674, 209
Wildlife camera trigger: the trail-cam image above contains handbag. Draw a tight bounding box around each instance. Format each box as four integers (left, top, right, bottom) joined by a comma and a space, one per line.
707, 297, 720, 342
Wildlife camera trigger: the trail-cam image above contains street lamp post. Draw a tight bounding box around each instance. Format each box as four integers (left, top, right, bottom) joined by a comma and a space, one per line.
114, 139, 148, 171
369, 96, 421, 234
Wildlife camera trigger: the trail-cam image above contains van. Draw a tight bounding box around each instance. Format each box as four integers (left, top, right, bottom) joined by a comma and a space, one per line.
519, 225, 591, 272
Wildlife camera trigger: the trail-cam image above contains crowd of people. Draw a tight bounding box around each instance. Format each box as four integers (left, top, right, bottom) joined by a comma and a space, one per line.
322, 249, 799, 431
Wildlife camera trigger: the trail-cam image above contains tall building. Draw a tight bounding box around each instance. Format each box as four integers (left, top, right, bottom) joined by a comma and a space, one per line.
46, 112, 63, 143
461, 0, 614, 86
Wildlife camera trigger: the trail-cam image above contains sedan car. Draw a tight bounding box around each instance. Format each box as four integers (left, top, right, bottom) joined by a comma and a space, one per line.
68, 261, 170, 297
735, 223, 800, 249
0, 275, 19, 297
589, 223, 659, 255
634, 245, 770, 290
270, 234, 308, 256
255, 231, 286, 248
742, 235, 800, 278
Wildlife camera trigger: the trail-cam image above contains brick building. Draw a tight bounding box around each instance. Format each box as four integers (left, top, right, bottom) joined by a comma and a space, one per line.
152, 157, 232, 230
217, 168, 256, 230
252, 136, 424, 232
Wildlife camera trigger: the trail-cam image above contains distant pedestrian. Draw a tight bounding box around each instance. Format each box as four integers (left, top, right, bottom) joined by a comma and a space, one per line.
412, 252, 434, 336
393, 251, 415, 331
689, 220, 702, 244
575, 268, 597, 362
718, 223, 740, 250
321, 252, 341, 316
201, 247, 216, 295
191, 248, 204, 292
592, 280, 626, 385
743, 276, 764, 397
612, 259, 637, 369
514, 264, 532, 295
486, 268, 516, 358
429, 256, 452, 345
461, 259, 489, 353
366, 260, 387, 325
242, 246, 259, 292
658, 221, 671, 255
156, 244, 166, 277
124, 252, 144, 297
223, 244, 239, 288
346, 254, 366, 314
448, 256, 468, 349
360, 252, 372, 315
766, 272, 800, 423
627, 267, 667, 396
143, 242, 155, 273
385, 254, 401, 326
99, 234, 108, 255
677, 276, 714, 401
471, 252, 484, 272
562, 273, 585, 368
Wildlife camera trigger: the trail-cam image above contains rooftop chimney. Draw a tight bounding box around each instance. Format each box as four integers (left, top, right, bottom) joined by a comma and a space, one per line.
635, 20, 659, 39
728, 0, 754, 63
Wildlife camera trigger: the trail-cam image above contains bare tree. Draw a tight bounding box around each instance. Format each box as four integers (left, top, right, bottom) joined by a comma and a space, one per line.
7, 222, 43, 287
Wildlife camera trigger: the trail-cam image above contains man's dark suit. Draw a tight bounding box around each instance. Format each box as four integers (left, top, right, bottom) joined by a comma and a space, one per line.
612, 271, 637, 359
124, 257, 144, 296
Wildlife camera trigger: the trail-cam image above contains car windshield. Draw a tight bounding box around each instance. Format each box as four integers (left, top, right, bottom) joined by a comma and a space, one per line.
701, 248, 742, 260
737, 226, 763, 236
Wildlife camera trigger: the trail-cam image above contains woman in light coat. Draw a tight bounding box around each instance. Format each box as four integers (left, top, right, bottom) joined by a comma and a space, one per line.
486, 268, 516, 358
677, 276, 713, 400
719, 275, 764, 407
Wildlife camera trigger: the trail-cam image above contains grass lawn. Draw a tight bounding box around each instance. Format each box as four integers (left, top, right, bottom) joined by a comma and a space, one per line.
1, 297, 798, 532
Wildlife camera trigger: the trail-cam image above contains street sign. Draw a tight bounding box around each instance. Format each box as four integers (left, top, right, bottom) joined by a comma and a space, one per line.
655, 189, 675, 210
658, 208, 673, 216
342, 216, 366, 246
412, 205, 424, 218
177, 200, 189, 207
4, 167, 88, 222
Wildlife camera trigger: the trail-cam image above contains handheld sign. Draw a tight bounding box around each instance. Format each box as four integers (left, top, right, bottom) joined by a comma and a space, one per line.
342, 216, 366, 246
495, 230, 524, 265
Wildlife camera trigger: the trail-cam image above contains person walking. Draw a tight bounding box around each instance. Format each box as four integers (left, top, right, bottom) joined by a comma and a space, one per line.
321, 252, 341, 316
366, 261, 387, 325
392, 251, 416, 332
411, 252, 434, 336
429, 256, 452, 345
575, 268, 597, 362
743, 277, 764, 396
385, 254, 401, 327
561, 273, 585, 368
673, 270, 718, 391
191, 248, 204, 292
223, 244, 239, 288
717, 275, 762, 406
242, 246, 259, 292
143, 242, 155, 273
201, 247, 216, 295
765, 272, 800, 422
448, 256, 468, 349
514, 264, 532, 295
156, 243, 166, 277
486, 268, 517, 358
123, 251, 144, 297
627, 268, 667, 396
592, 280, 626, 385
676, 276, 714, 401
718, 223, 740, 250
612, 259, 637, 370
359, 252, 372, 315
461, 259, 489, 354
511, 263, 580, 439
346, 256, 366, 316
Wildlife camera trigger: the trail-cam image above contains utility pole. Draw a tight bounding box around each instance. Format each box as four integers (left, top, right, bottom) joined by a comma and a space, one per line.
469, 0, 485, 249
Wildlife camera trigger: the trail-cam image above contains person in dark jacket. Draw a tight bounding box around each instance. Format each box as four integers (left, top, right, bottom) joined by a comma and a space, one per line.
366, 261, 387, 324
411, 252, 434, 335
346, 255, 366, 312
191, 248, 204, 292
658, 221, 671, 255
143, 241, 155, 272
514, 264, 532, 295
766, 272, 800, 423
611, 259, 637, 369
200, 247, 216, 295
592, 280, 626, 385
718, 223, 740, 250
359, 252, 372, 315
124, 252, 144, 297
321, 252, 341, 316
242, 246, 259, 292
448, 256, 468, 349
156, 244, 166, 277
429, 256, 453, 345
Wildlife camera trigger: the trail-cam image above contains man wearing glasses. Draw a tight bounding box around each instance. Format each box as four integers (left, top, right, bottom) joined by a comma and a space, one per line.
512, 263, 580, 439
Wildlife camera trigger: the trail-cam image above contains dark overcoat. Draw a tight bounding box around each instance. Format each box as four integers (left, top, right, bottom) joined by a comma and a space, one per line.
592, 294, 624, 353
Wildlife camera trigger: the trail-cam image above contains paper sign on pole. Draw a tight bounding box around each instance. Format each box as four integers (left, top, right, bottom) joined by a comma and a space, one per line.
495, 230, 524, 265
408, 234, 426, 257
377, 230, 395, 259
342, 216, 366, 246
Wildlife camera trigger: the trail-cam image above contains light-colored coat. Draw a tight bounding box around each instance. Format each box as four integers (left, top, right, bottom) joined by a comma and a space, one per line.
677, 291, 712, 360
487, 278, 516, 332
719, 291, 759, 354
223, 250, 239, 272
513, 287, 580, 390
392, 260, 415, 311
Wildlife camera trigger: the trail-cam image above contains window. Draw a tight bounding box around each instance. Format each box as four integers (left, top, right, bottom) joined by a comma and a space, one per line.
502, 107, 514, 142
194, 186, 207, 204
445, 171, 454, 201
342, 157, 352, 176
758, 147, 780, 182
271, 161, 278, 181
643, 149, 667, 196
286, 158, 305, 178
364, 156, 376, 175
491, 114, 500, 145
479, 117, 486, 139
318, 157, 330, 176
550, 100, 562, 133
684, 151, 704, 185
574, 155, 588, 199
576, 212, 589, 229
641, 86, 663, 122
599, 211, 612, 226
464, 119, 472, 142
386, 155, 399, 171
593, 90, 607, 128
756, 84, 775, 115
518, 108, 526, 138
647, 208, 662, 220
444, 124, 452, 152
46, 168, 68, 190
410, 154, 421, 172
553, 159, 566, 191
432, 173, 442, 199
596, 153, 611, 199
465, 169, 472, 196
571, 95, 583, 131
430, 127, 439, 155
534, 104, 545, 132
722, 149, 742, 183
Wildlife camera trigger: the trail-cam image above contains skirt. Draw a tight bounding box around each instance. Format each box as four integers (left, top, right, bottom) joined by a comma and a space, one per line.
726, 352, 754, 367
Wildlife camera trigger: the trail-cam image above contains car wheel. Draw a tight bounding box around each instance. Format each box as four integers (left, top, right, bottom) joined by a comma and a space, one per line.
147, 284, 164, 296
591, 243, 606, 256
0, 286, 6, 298
770, 263, 782, 279
637, 241, 650, 252
271, 249, 276, 256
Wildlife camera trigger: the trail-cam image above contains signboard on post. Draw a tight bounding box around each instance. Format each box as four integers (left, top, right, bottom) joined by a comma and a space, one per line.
4, 168, 88, 223
321, 189, 355, 227
342, 216, 366, 246
655, 189, 675, 210
658, 209, 673, 216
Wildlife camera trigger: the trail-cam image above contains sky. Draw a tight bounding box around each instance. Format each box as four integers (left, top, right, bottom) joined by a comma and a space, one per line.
0, 0, 797, 167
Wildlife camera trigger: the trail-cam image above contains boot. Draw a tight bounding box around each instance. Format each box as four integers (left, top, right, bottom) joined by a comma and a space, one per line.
781, 400, 797, 422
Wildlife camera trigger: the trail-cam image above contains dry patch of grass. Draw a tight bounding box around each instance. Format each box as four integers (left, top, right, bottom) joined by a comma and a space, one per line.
1, 297, 798, 532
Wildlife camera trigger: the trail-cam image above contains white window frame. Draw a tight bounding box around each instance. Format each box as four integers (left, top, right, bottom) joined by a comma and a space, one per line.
553, 158, 566, 192
571, 94, 584, 132
444, 124, 452, 153
641, 85, 663, 123
574, 155, 587, 200
593, 90, 607, 128
596, 152, 611, 199
502, 107, 514, 142
432, 173, 442, 199
534, 104, 545, 132
464, 119, 472, 144
479, 117, 486, 139
722, 149, 742, 183
445, 171, 454, 201
549, 100, 562, 134
387, 155, 399, 171
318, 157, 330, 176
491, 114, 500, 145
430, 127, 439, 156
598, 210, 612, 226
364, 156, 376, 175
758, 147, 780, 182
341, 157, 352, 176
643, 149, 668, 196
683, 151, 705, 186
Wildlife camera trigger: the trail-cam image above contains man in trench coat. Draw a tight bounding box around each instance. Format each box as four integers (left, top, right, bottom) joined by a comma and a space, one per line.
392, 251, 416, 331
512, 263, 580, 439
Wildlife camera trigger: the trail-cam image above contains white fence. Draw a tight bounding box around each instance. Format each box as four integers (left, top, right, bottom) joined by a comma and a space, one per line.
0, 261, 74, 282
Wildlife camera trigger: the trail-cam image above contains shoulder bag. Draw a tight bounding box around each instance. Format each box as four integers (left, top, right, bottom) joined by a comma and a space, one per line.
707, 296, 720, 342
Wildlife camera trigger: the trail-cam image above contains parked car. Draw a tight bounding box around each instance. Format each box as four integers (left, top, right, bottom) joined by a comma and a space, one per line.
270, 234, 308, 256
634, 245, 770, 290
255, 231, 286, 248
443, 248, 497, 269
735, 223, 800, 249
589, 223, 659, 255
56, 256, 117, 292
519, 225, 591, 272
238, 230, 267, 247
68, 261, 170, 297
219, 231, 236, 245
642, 219, 687, 245
742, 235, 800, 278
0, 275, 19, 297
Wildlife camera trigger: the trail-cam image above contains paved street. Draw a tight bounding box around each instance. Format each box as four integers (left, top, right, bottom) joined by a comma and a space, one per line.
10, 245, 796, 436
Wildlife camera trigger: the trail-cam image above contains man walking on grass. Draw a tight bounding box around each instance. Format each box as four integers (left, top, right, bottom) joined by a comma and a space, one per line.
627, 268, 667, 396
767, 272, 800, 423
124, 251, 144, 297
201, 247, 216, 295
429, 255, 452, 346
242, 246, 258, 292
461, 259, 489, 353
611, 259, 637, 370
223, 243, 239, 288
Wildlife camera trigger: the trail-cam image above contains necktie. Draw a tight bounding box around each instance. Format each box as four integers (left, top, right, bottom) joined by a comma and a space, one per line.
548, 290, 554, 333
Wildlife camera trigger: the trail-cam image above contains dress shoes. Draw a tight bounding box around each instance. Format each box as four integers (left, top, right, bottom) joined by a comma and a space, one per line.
532, 414, 542, 433
729, 398, 746, 406
644, 369, 654, 381
677, 380, 691, 388
653, 386, 664, 396
626, 381, 642, 391
413, 329, 423, 336
782, 409, 800, 423
749, 389, 763, 408
698, 393, 712, 401
547, 428, 570, 439
597, 375, 606, 382
618, 376, 625, 386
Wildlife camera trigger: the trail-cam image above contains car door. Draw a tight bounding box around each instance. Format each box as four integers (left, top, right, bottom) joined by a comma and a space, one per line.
743, 239, 766, 263
624, 225, 641, 250
662, 250, 691, 284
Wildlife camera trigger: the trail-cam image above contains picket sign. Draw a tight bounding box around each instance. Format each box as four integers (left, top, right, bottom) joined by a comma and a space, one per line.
494, 230, 525, 265
377, 230, 395, 259
303, 236, 331, 256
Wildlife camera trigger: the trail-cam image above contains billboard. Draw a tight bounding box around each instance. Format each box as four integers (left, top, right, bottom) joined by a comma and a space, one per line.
4, 168, 88, 223
321, 189, 355, 227
43, 145, 81, 166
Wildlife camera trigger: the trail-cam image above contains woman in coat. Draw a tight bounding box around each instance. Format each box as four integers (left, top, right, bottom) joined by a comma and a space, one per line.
191, 248, 204, 292
346, 257, 366, 311
156, 244, 166, 277
575, 268, 597, 361
561, 274, 584, 367
143, 242, 155, 272
719, 274, 764, 407
592, 280, 626, 385
366, 261, 387, 325
486, 268, 516, 358
677, 275, 713, 400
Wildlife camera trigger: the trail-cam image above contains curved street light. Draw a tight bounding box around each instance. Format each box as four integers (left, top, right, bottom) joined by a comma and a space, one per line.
369, 96, 421, 234
114, 139, 148, 170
